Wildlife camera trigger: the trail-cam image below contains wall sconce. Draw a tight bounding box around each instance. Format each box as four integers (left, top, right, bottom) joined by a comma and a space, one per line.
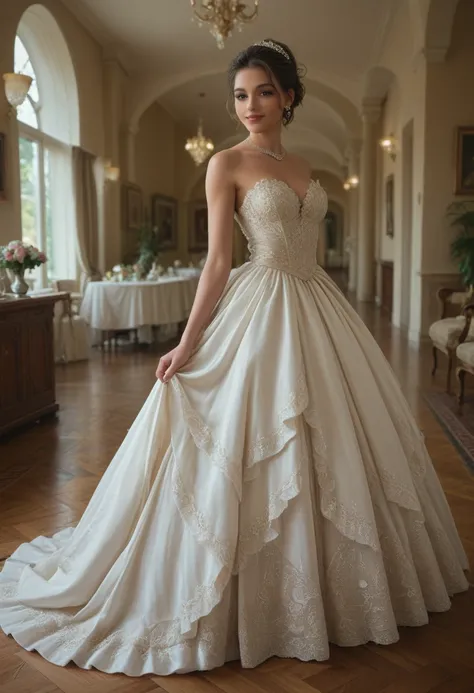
380, 134, 397, 161
343, 175, 359, 191
3, 73, 32, 116
104, 160, 120, 182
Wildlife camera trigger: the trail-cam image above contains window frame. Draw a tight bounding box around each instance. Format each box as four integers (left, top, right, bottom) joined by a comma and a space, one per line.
18, 121, 72, 287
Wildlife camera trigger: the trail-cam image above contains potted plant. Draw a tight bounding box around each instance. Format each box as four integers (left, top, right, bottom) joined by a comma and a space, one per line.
0, 240, 47, 296
447, 201, 474, 297
136, 224, 161, 278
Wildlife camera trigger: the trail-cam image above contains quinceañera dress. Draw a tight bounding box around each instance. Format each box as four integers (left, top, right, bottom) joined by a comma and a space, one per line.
0, 178, 469, 676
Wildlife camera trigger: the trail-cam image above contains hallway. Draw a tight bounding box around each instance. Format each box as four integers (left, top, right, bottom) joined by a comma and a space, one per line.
0, 300, 473, 693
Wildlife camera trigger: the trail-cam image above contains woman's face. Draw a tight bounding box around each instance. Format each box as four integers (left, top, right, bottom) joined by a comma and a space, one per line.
233, 66, 292, 134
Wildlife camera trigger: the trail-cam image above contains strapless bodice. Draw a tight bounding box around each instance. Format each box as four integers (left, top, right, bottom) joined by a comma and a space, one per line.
235, 178, 328, 280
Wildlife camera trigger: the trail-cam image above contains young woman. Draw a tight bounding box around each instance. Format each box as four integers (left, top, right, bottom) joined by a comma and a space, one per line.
0, 39, 469, 677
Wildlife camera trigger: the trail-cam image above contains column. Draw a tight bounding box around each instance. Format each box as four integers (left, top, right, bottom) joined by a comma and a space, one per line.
347, 140, 361, 293
357, 99, 381, 302
126, 125, 138, 184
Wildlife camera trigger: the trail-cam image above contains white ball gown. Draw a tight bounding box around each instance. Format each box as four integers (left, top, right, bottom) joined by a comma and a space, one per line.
0, 178, 469, 676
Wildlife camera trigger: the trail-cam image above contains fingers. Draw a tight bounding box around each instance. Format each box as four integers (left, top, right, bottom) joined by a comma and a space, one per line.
156, 351, 185, 383
156, 356, 169, 381
163, 359, 178, 382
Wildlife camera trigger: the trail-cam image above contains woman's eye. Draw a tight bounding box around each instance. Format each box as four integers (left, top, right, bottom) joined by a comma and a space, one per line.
261, 91, 274, 96
235, 94, 247, 100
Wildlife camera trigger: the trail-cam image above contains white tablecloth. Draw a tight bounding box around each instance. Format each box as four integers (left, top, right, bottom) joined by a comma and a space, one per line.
80, 275, 200, 332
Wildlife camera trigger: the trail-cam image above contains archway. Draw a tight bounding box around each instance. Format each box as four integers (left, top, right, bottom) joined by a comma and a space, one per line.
129, 68, 362, 140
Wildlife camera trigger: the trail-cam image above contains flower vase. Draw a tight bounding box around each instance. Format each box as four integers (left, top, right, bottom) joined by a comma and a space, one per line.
11, 268, 29, 297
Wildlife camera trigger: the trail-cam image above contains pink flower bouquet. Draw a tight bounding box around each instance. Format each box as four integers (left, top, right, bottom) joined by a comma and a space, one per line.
0, 240, 47, 273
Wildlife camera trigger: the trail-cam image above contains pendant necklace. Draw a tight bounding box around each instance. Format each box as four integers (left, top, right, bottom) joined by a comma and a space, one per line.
247, 138, 286, 161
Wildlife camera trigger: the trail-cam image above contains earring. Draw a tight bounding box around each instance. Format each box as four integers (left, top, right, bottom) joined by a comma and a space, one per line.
283, 106, 292, 122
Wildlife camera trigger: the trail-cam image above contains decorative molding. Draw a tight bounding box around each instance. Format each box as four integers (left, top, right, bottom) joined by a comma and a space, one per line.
418, 271, 461, 278
103, 46, 130, 76
423, 0, 461, 65
423, 46, 449, 63
361, 97, 382, 123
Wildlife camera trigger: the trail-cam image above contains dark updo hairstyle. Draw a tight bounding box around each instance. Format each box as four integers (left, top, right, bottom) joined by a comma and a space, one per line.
227, 38, 306, 126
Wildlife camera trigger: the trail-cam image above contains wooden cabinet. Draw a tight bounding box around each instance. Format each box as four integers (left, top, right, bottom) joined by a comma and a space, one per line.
381, 261, 394, 316
0, 295, 61, 437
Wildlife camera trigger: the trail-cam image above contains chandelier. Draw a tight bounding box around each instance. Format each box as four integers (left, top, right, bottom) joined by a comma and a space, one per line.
185, 118, 215, 166
190, 1, 259, 49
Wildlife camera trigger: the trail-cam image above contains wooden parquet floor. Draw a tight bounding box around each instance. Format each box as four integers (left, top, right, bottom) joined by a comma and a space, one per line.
1, 299, 473, 693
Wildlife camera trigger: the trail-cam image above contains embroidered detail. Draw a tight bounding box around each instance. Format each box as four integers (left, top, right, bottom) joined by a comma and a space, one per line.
236, 178, 328, 281
238, 542, 330, 665
170, 378, 241, 494
171, 465, 234, 568
303, 410, 379, 551
245, 372, 308, 475
237, 468, 303, 573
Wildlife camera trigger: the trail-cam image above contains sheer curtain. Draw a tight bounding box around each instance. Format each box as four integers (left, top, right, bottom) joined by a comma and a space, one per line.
72, 146, 102, 291
47, 144, 75, 281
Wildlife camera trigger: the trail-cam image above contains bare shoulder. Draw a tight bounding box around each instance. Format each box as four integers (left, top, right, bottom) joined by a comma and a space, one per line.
206, 148, 243, 183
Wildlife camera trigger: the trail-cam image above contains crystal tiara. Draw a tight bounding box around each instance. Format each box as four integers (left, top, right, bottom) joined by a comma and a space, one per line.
253, 40, 291, 62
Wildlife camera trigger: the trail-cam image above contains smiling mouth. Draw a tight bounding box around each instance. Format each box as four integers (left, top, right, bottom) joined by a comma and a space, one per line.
247, 115, 263, 120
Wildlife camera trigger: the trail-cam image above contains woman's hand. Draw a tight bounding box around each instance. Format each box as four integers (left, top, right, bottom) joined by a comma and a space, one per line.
156, 342, 193, 383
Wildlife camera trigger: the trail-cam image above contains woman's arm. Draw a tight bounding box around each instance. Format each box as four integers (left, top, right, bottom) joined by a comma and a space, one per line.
178, 151, 237, 351
156, 150, 237, 382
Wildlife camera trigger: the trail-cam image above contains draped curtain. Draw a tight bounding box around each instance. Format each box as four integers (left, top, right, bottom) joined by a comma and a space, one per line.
72, 146, 102, 291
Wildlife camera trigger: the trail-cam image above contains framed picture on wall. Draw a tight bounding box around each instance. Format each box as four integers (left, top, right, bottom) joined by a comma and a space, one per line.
123, 183, 143, 230
152, 194, 178, 250
455, 126, 474, 195
386, 174, 394, 238
188, 200, 209, 253
0, 133, 6, 202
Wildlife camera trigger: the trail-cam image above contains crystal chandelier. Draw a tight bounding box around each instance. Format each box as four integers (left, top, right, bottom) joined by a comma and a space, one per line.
190, 1, 259, 49
185, 118, 215, 166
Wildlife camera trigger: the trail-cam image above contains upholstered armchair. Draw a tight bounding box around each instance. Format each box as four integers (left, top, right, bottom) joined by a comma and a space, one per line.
53, 292, 90, 363
456, 303, 474, 411
429, 287, 474, 393
52, 279, 83, 314
0, 268, 11, 295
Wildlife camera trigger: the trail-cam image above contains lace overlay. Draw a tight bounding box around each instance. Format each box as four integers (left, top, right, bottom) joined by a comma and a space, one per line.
236, 178, 328, 280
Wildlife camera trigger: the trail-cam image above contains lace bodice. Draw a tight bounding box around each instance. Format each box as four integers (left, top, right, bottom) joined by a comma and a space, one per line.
235, 178, 328, 280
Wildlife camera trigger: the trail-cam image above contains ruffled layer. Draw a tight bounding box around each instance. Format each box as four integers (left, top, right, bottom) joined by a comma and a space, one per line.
0, 262, 469, 675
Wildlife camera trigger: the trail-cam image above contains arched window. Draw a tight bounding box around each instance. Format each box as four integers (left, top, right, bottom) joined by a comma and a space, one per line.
16, 5, 79, 288
15, 37, 40, 129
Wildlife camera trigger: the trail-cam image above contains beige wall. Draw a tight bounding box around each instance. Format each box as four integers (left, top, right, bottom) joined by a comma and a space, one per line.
417, 0, 474, 334
134, 105, 213, 266
135, 103, 176, 209
373, 0, 427, 338
372, 0, 474, 339
422, 0, 474, 274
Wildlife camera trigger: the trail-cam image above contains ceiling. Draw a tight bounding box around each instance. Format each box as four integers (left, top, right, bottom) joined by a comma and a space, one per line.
60, 0, 398, 177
